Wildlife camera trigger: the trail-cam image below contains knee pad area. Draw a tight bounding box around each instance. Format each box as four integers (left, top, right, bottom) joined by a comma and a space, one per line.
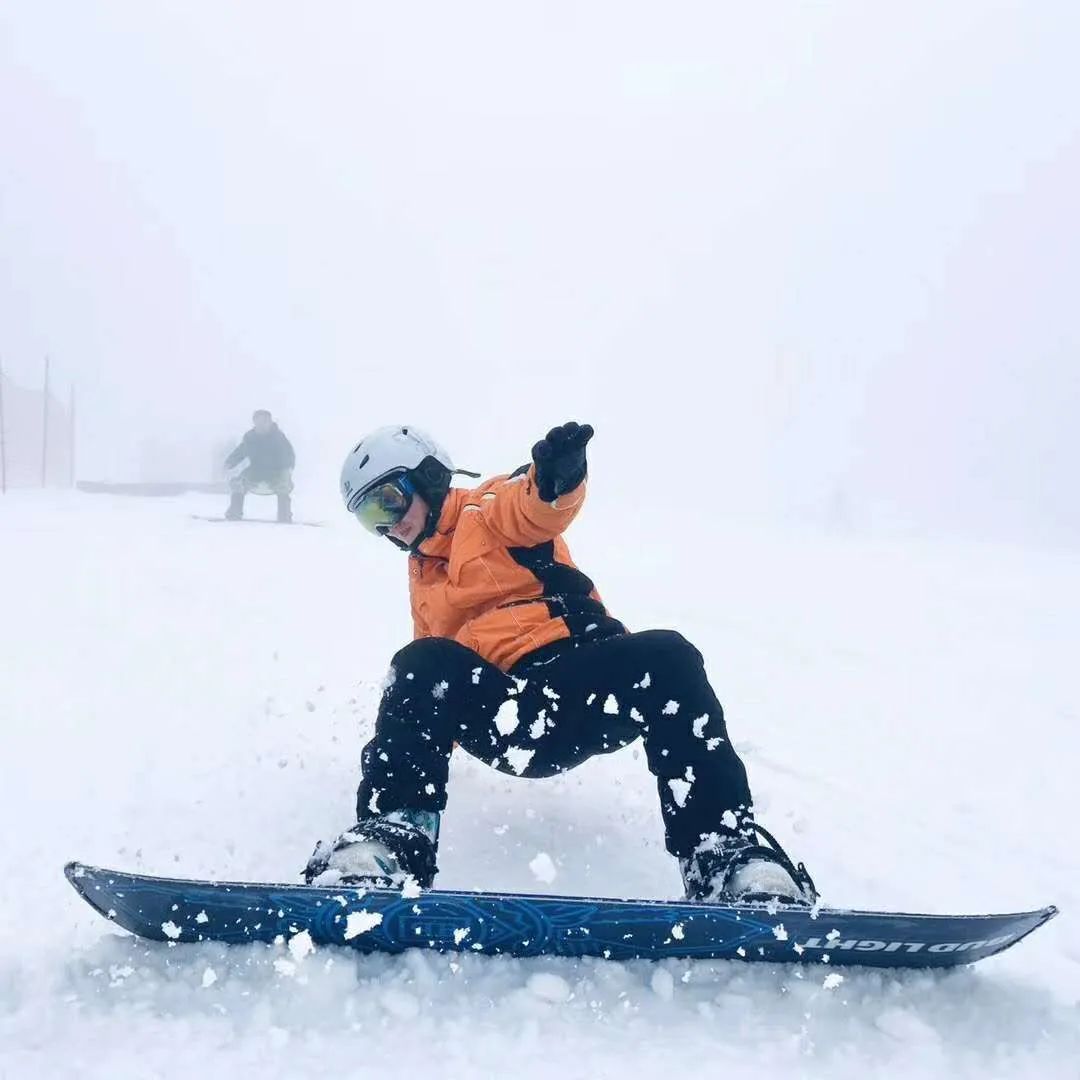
630, 630, 705, 678
390, 637, 477, 670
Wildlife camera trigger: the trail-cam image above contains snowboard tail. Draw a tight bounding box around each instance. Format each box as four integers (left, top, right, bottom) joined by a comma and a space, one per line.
65, 863, 1056, 970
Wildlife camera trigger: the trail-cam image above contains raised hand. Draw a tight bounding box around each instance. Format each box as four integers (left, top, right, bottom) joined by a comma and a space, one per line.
531, 422, 595, 502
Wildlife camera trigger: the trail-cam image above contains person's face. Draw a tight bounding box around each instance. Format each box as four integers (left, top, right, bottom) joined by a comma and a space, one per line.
253, 414, 272, 434
388, 492, 429, 547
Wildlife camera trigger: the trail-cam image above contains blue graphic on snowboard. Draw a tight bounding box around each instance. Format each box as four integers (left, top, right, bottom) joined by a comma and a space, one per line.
65, 862, 1056, 970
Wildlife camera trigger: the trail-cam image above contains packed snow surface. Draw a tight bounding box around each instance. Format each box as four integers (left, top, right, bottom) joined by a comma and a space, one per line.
2, 492, 1078, 1078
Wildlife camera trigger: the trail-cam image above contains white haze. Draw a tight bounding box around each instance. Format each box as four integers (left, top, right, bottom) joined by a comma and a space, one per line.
1, 2, 1078, 543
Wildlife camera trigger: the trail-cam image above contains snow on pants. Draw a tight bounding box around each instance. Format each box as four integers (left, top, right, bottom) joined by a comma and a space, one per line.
356, 630, 753, 859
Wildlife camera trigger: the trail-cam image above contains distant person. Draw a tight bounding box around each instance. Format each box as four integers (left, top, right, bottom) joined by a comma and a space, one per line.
224, 410, 296, 523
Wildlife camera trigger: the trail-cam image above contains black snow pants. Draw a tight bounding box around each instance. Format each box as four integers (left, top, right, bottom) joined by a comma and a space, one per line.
356, 630, 753, 859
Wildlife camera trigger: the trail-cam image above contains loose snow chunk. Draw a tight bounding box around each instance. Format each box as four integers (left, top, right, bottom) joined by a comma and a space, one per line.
273, 958, 297, 977
529, 710, 547, 740
603, 694, 619, 715
494, 699, 520, 736
692, 714, 709, 738
529, 852, 558, 884
668, 778, 692, 808
586, 692, 597, 705
527, 973, 571, 1003
650, 968, 675, 1001
161, 921, 182, 940
630, 706, 644, 723
772, 924, 788, 942
453, 927, 470, 945
380, 988, 421, 1020
671, 923, 685, 940
401, 877, 422, 899
471, 667, 483, 684
195, 910, 209, 924
343, 910, 383, 940
504, 746, 536, 775
662, 700, 680, 715
288, 929, 315, 962
822, 972, 844, 991
634, 672, 652, 689
424, 782, 436, 795
721, 810, 738, 831
432, 680, 449, 699
542, 685, 560, 701
201, 967, 218, 988
875, 1006, 940, 1043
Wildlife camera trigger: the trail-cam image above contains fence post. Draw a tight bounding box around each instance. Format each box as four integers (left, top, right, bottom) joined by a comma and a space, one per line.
0, 355, 6, 495
41, 355, 50, 488
69, 383, 76, 487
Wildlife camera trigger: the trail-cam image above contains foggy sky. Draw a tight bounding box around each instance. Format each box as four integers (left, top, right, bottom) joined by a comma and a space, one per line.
2, 2, 1077, 542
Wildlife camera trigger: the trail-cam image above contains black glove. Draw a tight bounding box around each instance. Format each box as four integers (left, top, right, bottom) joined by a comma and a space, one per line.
531, 422, 594, 502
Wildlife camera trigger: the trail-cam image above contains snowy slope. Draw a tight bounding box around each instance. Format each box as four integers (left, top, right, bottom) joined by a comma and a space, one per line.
1, 491, 1078, 1078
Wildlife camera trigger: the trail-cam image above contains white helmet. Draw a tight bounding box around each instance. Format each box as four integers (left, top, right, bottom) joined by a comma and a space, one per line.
340, 425, 454, 514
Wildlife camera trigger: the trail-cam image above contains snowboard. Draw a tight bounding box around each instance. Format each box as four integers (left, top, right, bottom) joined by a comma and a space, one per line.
65, 863, 1056, 970
190, 514, 324, 528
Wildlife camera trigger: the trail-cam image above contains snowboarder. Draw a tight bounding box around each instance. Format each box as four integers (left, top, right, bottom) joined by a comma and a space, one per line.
306, 423, 816, 905
223, 410, 296, 522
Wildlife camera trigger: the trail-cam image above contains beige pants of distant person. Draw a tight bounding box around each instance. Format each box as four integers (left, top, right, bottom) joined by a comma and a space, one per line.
229, 469, 294, 496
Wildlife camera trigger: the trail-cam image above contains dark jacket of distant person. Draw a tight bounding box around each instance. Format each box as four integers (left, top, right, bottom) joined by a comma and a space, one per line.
225, 423, 296, 481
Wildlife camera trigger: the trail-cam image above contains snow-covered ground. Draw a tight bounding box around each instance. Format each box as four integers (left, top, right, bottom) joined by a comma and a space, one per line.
1, 490, 1077, 1078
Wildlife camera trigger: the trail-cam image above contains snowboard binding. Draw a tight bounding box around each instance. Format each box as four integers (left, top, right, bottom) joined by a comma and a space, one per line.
681, 822, 818, 906
304, 812, 438, 890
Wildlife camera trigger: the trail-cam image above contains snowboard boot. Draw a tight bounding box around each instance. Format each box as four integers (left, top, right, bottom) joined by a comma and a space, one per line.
225, 492, 244, 521
276, 494, 292, 524
304, 810, 439, 890
681, 823, 817, 906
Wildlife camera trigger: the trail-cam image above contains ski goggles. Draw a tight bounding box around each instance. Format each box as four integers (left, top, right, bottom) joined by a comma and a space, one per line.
349, 473, 415, 535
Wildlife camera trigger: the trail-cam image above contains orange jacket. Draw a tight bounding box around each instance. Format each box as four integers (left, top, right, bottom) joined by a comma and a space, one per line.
408, 465, 623, 670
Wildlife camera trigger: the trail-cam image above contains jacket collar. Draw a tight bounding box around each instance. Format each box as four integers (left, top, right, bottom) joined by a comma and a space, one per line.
414, 488, 463, 559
